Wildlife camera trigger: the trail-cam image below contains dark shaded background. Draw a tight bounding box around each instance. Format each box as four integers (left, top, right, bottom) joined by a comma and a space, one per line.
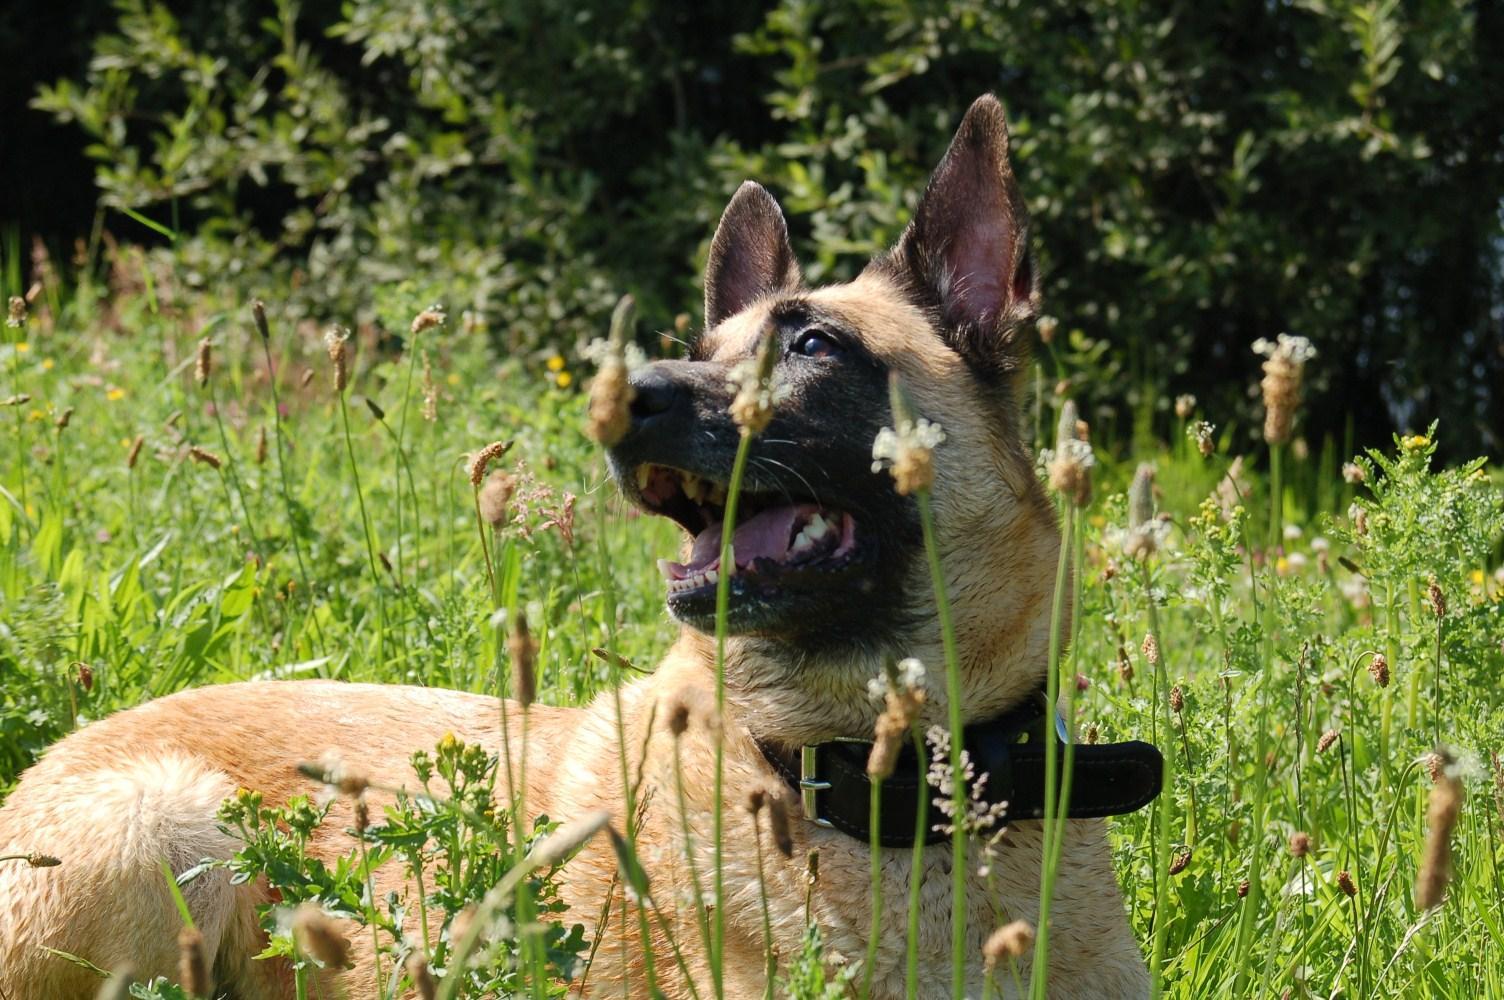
4, 0, 1502, 462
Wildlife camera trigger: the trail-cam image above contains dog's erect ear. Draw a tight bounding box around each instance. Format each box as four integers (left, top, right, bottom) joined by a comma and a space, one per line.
886, 94, 1038, 371
704, 181, 802, 328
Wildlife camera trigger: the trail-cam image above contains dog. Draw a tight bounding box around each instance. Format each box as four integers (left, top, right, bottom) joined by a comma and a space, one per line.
0, 94, 1157, 998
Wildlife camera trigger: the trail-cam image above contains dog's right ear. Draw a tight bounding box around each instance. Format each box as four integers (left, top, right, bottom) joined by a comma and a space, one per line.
704, 181, 802, 328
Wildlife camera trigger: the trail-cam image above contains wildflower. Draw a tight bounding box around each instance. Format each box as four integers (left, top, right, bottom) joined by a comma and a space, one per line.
1237, 878, 1251, 898
1400, 433, 1430, 454
1368, 652, 1389, 688
194, 338, 211, 388
467, 440, 512, 486
1427, 579, 1446, 619
478, 471, 516, 528
178, 926, 209, 997
867, 658, 928, 780
21, 853, 61, 867
871, 418, 945, 496
1169, 847, 1191, 876
127, 435, 145, 469
324, 326, 352, 393
1253, 334, 1316, 445
1341, 462, 1365, 484
1337, 869, 1357, 897
764, 788, 794, 857
106, 387, 126, 402
292, 903, 353, 968
547, 354, 566, 373
406, 952, 437, 1000
421, 350, 438, 422
983, 920, 1035, 969
1084, 723, 1100, 745
586, 295, 639, 446
410, 305, 445, 335
1036, 315, 1058, 344
6, 296, 26, 328
188, 447, 223, 470
1123, 464, 1163, 560
1415, 750, 1462, 909
54, 407, 73, 431
1141, 633, 1161, 666
1047, 400, 1094, 507
1424, 752, 1443, 784
1188, 420, 1215, 458
727, 326, 785, 436
76, 662, 93, 692
1288, 831, 1311, 858
250, 300, 270, 341
1169, 684, 1183, 714
1174, 394, 1196, 419
508, 610, 538, 708
1316, 730, 1339, 754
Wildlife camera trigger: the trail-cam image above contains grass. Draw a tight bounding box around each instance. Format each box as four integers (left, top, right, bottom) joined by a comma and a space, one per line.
1, 252, 1503, 999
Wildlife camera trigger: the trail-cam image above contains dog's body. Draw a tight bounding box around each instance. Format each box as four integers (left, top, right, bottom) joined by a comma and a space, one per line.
0, 96, 1150, 998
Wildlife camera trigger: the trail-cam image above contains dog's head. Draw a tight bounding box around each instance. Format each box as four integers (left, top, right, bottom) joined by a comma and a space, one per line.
606, 95, 1060, 741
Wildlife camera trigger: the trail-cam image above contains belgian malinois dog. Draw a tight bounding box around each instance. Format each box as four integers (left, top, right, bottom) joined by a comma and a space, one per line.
0, 94, 1160, 998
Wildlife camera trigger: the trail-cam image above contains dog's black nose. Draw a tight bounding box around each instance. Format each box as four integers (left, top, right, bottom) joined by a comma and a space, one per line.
628, 364, 684, 427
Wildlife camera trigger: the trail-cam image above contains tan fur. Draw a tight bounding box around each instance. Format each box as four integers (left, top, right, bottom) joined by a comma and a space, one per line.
0, 127, 1147, 1000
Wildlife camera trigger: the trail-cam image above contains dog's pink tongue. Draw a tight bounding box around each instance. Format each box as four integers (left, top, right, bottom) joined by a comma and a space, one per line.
666, 503, 811, 577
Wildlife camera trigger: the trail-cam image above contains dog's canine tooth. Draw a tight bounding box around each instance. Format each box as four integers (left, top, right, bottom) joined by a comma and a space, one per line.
705, 567, 718, 584
790, 527, 814, 554
636, 466, 653, 492
682, 473, 703, 503
807, 514, 829, 539
707, 482, 728, 505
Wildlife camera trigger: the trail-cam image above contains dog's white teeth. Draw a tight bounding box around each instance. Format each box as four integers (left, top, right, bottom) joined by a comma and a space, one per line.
790, 527, 815, 555
705, 568, 718, 584
636, 466, 653, 492
681, 473, 703, 503
807, 513, 829, 540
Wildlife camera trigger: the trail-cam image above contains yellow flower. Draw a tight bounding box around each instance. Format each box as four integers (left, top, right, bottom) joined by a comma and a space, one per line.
106, 387, 126, 401
27, 409, 42, 422
41, 358, 53, 371
437, 731, 459, 753
1275, 556, 1289, 576
119, 437, 132, 448
1470, 569, 1485, 586
1401, 434, 1429, 453
555, 370, 573, 389
14, 342, 28, 354
445, 372, 461, 387
546, 354, 566, 372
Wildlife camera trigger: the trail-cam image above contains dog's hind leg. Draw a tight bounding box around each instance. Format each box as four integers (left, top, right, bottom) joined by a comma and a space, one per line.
0, 751, 263, 998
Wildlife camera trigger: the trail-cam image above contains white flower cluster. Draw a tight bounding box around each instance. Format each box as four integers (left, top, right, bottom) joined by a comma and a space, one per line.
867, 656, 927, 703
582, 336, 648, 372
1252, 333, 1317, 365
870, 418, 945, 474
925, 726, 1009, 839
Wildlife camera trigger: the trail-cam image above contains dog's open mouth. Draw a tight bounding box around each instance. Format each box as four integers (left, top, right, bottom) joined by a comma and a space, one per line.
632, 464, 864, 606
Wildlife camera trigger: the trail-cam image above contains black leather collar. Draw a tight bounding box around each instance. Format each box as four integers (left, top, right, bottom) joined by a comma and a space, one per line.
755, 688, 1163, 848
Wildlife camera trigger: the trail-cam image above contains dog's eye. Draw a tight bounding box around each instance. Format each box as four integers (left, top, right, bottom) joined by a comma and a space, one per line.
792, 329, 841, 360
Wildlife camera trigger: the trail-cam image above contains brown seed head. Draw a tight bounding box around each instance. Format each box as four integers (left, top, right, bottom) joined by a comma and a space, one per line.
508, 610, 538, 708
7, 296, 26, 328
587, 358, 633, 446
983, 920, 1035, 968
729, 325, 782, 436
1189, 420, 1216, 458
127, 434, 145, 469
293, 903, 353, 968
867, 685, 925, 780
1036, 315, 1058, 343
747, 787, 767, 815
323, 326, 350, 393
178, 926, 209, 997
194, 338, 212, 388
1085, 723, 1100, 745
406, 951, 437, 1000
255, 426, 268, 465
667, 700, 690, 737
1174, 394, 1196, 420
1288, 831, 1311, 858
1337, 869, 1357, 898
54, 407, 74, 431
188, 446, 222, 470
1427, 579, 1446, 619
1168, 847, 1191, 876
1169, 685, 1184, 714
1342, 461, 1365, 484
766, 791, 794, 858
1316, 729, 1339, 754
1128, 463, 1156, 529
478, 471, 516, 528
1048, 399, 1093, 508
665, 686, 721, 741
251, 300, 270, 341
76, 661, 93, 691
25, 852, 61, 867
354, 797, 370, 834
1237, 878, 1250, 898
1368, 652, 1389, 688
1254, 335, 1315, 445
1415, 752, 1462, 909
411, 307, 446, 335
805, 848, 820, 886
363, 396, 386, 422
1141, 633, 1161, 666
467, 440, 511, 487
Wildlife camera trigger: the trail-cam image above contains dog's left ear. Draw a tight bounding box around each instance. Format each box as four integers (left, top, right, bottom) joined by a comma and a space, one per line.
704, 181, 803, 329
883, 94, 1038, 372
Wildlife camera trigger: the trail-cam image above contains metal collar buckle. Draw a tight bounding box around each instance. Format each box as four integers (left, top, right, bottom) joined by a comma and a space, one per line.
798, 737, 866, 829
